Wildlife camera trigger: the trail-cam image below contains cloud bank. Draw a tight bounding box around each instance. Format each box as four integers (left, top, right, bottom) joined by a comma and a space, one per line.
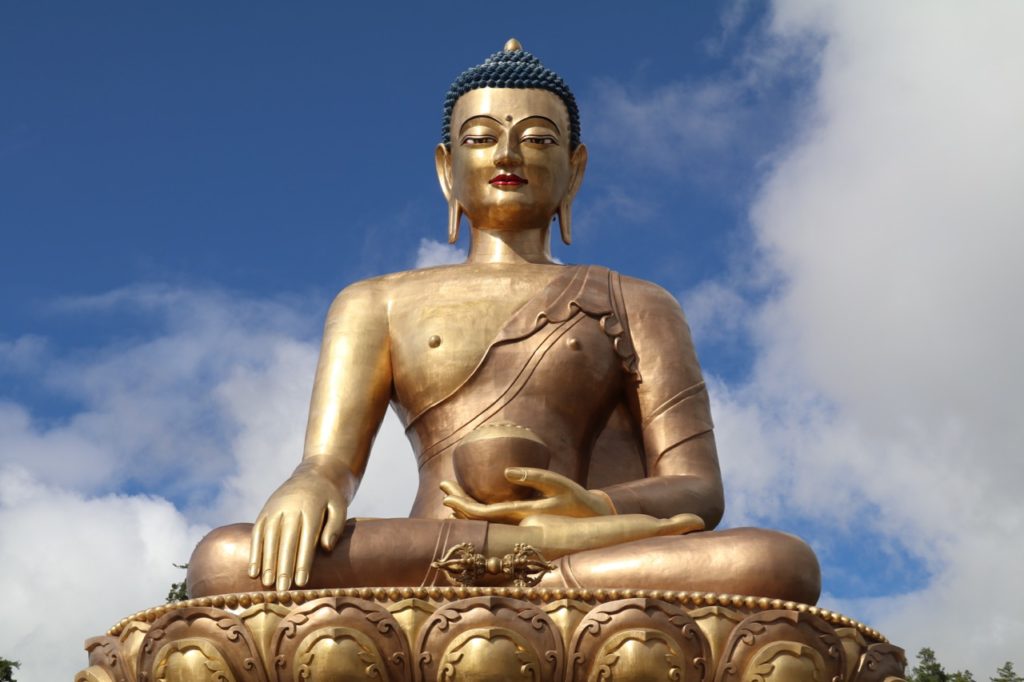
0, 286, 417, 680
682, 0, 1023, 670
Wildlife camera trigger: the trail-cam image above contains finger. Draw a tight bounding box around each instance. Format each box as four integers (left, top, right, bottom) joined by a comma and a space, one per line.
276, 514, 301, 591
294, 511, 320, 587
443, 495, 532, 522
442, 495, 479, 518
504, 467, 579, 497
248, 516, 265, 578
439, 479, 469, 498
321, 499, 346, 552
661, 513, 706, 535
261, 513, 281, 587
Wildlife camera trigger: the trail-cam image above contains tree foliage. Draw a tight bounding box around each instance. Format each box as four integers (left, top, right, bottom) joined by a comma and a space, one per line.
992, 662, 1024, 682
166, 562, 189, 603
907, 648, 1022, 682
912, 648, 951, 682
0, 657, 20, 682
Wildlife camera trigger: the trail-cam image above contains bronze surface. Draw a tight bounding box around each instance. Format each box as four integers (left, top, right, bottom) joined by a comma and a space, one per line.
67, 35, 915, 682
452, 423, 552, 504
80, 588, 905, 681
182, 39, 822, 606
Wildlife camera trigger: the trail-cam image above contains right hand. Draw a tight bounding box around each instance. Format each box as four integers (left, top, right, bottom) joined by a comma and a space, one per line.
248, 468, 348, 591
518, 512, 705, 557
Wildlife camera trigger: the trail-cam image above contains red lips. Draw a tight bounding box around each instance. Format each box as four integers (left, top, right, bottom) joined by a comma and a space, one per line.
489, 173, 528, 187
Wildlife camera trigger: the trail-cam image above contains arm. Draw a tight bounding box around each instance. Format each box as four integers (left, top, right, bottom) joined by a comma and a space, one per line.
599, 278, 725, 528
249, 279, 393, 590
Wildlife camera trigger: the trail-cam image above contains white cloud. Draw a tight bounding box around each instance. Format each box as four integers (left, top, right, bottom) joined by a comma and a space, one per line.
0, 466, 206, 682
590, 79, 744, 172
585, 17, 819, 188
1, 286, 317, 509
683, 0, 1024, 671
681, 280, 752, 345
0, 285, 418, 680
415, 238, 466, 268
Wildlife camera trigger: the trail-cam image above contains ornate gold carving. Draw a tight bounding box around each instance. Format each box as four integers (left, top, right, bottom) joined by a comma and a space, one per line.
82, 636, 131, 682
432, 543, 487, 586
119, 620, 152, 682
689, 606, 745, 674
387, 598, 437, 650
293, 626, 386, 680
837, 626, 869, 681
238, 603, 291, 673
852, 643, 908, 682
269, 597, 410, 682
715, 610, 844, 682
567, 598, 710, 682
80, 591, 904, 681
431, 542, 555, 587
104, 588, 888, 643
542, 599, 591, 650
595, 629, 689, 680
75, 665, 115, 682
440, 627, 541, 680
137, 607, 267, 682
745, 642, 829, 682
149, 639, 236, 682
416, 596, 564, 681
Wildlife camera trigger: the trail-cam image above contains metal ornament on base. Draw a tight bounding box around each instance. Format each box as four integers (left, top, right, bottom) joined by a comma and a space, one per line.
77, 587, 905, 682
79, 38, 909, 681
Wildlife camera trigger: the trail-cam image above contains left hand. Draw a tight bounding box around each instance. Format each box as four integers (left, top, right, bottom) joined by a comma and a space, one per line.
440, 467, 615, 523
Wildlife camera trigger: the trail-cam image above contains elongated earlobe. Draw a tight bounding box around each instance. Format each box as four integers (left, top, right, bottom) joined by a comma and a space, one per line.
559, 144, 587, 246
557, 200, 572, 245
435, 144, 462, 243
448, 197, 463, 244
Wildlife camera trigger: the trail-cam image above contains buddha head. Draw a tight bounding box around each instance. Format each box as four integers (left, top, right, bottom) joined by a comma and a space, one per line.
435, 39, 588, 245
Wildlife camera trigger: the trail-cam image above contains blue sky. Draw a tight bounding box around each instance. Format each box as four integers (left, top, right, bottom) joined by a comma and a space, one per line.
3, 3, 1023, 679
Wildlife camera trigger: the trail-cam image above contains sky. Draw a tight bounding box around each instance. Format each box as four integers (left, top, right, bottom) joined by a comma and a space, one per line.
2, 2, 1023, 679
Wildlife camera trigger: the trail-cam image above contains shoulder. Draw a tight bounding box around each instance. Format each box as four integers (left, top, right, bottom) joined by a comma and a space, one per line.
616, 273, 686, 318
328, 265, 466, 310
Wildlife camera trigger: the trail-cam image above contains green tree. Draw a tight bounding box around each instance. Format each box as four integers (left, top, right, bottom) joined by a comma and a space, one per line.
0, 657, 20, 682
911, 648, 950, 682
166, 562, 189, 603
992, 662, 1023, 682
952, 672, 977, 682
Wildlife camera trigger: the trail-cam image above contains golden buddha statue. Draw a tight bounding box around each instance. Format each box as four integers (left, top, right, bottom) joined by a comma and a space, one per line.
186, 39, 820, 605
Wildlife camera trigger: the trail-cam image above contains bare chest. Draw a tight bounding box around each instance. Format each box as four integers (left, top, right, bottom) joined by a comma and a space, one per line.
388, 274, 551, 415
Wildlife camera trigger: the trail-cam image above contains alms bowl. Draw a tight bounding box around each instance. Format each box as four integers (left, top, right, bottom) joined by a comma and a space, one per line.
453, 423, 552, 504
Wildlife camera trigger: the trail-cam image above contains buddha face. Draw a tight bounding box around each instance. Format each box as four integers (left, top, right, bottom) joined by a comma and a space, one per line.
436, 88, 587, 232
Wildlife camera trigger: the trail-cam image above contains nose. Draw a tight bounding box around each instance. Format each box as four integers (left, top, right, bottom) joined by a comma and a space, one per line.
493, 133, 523, 167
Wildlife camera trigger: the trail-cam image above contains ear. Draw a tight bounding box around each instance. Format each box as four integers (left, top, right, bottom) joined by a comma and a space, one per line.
567, 143, 588, 201
434, 143, 453, 202
436, 144, 463, 244
558, 143, 588, 245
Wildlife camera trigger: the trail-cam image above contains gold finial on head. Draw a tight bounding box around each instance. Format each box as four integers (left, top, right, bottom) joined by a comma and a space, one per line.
504, 38, 523, 52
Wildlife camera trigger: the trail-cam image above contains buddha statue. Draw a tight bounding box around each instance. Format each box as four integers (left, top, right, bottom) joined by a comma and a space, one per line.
186, 39, 821, 605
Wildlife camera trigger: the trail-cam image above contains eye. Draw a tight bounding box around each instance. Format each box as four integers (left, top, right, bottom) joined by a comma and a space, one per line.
522, 135, 557, 146
461, 135, 496, 146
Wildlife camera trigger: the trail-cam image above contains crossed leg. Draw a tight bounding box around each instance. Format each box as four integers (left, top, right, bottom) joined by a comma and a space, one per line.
188, 518, 819, 605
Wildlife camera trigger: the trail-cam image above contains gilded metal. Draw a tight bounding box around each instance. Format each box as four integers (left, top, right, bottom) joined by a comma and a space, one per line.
81, 589, 906, 681
500, 543, 555, 587
431, 543, 487, 587
182, 39, 824, 605
452, 423, 551, 504
67, 40, 915, 678
431, 542, 554, 587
